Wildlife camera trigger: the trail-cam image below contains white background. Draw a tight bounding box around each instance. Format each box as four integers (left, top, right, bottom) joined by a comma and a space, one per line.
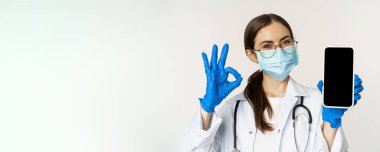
0, 0, 379, 151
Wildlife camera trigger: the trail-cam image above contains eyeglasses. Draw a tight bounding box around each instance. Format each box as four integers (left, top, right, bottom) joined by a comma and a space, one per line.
252, 38, 298, 58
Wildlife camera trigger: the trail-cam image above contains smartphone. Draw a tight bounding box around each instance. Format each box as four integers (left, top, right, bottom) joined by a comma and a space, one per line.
323, 47, 354, 108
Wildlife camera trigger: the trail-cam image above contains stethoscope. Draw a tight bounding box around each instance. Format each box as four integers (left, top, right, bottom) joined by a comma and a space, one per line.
232, 96, 312, 152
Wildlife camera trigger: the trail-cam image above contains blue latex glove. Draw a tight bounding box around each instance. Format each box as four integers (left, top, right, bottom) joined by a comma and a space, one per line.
317, 74, 364, 128
199, 43, 243, 113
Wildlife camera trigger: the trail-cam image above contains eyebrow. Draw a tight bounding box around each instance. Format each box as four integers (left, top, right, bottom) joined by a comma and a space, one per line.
258, 35, 291, 46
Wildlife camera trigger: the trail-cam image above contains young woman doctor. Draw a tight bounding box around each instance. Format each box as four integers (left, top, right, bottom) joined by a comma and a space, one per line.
182, 14, 364, 152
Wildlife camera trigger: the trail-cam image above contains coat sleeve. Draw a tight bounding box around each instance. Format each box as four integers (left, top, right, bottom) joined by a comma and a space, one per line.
312, 109, 349, 152
181, 108, 224, 152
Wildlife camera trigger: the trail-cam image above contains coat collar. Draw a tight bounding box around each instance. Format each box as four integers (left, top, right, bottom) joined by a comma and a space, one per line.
231, 76, 310, 133
229, 77, 310, 151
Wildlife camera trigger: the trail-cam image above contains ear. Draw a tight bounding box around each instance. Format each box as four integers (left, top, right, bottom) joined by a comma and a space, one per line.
245, 49, 258, 63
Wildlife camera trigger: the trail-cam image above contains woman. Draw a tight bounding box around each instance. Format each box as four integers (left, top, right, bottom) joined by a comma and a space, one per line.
182, 14, 364, 152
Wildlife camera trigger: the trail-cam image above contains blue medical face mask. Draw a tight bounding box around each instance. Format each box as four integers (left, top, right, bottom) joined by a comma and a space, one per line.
255, 45, 299, 81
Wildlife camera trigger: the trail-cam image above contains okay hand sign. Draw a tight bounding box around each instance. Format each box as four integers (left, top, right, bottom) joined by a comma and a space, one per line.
199, 43, 243, 113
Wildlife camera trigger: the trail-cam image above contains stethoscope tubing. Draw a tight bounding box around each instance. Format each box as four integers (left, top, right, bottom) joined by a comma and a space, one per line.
232, 96, 312, 152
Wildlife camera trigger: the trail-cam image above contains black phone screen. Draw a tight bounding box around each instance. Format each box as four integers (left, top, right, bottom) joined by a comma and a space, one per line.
323, 47, 354, 107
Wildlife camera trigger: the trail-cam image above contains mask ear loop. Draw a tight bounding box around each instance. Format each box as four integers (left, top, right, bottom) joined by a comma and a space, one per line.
252, 50, 263, 71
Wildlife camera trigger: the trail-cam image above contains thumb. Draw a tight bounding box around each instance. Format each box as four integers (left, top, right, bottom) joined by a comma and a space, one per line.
317, 80, 323, 93
224, 67, 243, 88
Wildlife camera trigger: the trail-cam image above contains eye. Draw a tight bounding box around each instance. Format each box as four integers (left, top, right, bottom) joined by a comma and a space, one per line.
282, 38, 294, 45
262, 44, 272, 49
283, 40, 291, 44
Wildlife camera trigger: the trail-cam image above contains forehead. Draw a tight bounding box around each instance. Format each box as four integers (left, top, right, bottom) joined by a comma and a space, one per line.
254, 21, 291, 44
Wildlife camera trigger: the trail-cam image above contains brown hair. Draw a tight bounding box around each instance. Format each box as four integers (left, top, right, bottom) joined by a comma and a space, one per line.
243, 14, 294, 133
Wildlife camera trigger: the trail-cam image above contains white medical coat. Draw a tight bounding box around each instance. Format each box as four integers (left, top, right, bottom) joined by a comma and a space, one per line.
181, 78, 349, 152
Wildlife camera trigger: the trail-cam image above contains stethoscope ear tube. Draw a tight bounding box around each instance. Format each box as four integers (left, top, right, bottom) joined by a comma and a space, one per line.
233, 100, 241, 151
291, 96, 312, 124
292, 96, 313, 152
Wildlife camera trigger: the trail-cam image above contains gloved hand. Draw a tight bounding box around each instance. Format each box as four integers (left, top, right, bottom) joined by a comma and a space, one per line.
317, 74, 364, 128
199, 43, 243, 113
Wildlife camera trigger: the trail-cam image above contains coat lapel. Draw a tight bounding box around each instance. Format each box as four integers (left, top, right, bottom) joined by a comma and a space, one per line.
231, 77, 309, 151
230, 92, 256, 152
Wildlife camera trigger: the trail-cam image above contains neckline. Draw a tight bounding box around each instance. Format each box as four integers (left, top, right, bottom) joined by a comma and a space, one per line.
267, 96, 285, 103
268, 96, 285, 100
